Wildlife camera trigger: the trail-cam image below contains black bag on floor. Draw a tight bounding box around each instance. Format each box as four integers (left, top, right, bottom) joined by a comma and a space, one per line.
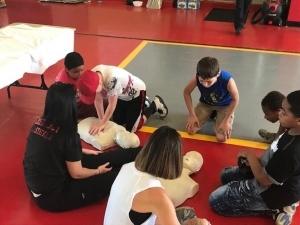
126, 0, 134, 5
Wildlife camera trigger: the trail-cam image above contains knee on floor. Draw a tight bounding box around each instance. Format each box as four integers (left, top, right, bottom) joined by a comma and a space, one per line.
216, 133, 227, 142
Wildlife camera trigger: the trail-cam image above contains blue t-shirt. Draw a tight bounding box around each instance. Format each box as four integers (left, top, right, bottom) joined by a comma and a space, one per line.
196, 70, 232, 106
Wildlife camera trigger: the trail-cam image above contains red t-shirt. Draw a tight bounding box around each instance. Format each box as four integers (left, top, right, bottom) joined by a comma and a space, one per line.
55, 69, 77, 87
55, 68, 108, 102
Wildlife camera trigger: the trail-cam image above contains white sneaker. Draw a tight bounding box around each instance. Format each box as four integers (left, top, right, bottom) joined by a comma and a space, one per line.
153, 95, 168, 118
273, 201, 299, 225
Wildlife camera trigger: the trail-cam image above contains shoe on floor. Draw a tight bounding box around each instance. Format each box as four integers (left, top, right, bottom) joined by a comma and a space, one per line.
235, 28, 242, 35
153, 95, 168, 118
258, 129, 276, 143
273, 202, 299, 225
176, 206, 196, 224
0, 2, 7, 8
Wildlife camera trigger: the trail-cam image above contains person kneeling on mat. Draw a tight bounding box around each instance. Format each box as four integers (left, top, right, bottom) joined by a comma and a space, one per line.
77, 65, 168, 135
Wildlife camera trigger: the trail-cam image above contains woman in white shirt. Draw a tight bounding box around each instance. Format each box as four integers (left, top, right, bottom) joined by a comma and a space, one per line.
104, 126, 210, 225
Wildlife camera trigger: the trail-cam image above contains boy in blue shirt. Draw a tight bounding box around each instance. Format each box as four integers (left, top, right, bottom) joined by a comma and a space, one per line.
209, 90, 300, 225
183, 57, 239, 142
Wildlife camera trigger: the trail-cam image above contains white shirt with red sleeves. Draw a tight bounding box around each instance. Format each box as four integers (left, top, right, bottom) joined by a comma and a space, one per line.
92, 64, 146, 101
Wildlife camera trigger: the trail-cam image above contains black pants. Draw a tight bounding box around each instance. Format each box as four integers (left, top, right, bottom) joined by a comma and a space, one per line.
31, 147, 142, 212
234, 0, 253, 29
113, 90, 146, 132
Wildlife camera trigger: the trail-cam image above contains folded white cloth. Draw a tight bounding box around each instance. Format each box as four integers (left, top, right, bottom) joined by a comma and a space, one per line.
0, 23, 75, 89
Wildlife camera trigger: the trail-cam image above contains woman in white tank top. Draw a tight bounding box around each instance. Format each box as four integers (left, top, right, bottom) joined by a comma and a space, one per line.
104, 126, 210, 225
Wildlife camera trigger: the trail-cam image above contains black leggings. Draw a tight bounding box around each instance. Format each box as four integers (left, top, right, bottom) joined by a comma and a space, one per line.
31, 147, 142, 212
113, 90, 146, 132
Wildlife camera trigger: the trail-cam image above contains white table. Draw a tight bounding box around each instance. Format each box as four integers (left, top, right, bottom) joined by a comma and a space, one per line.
0, 23, 75, 98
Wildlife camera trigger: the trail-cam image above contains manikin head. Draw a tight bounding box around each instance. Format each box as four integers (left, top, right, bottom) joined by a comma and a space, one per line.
183, 151, 203, 173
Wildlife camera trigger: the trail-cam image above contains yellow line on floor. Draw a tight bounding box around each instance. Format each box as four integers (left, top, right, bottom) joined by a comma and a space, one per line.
116, 40, 270, 150
147, 40, 300, 56
139, 126, 269, 150
118, 40, 149, 68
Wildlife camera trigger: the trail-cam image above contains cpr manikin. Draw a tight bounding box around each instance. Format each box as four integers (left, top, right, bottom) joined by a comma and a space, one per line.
159, 151, 203, 207
78, 117, 140, 150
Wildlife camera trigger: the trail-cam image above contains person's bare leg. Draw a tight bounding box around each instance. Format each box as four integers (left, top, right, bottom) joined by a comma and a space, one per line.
216, 132, 227, 142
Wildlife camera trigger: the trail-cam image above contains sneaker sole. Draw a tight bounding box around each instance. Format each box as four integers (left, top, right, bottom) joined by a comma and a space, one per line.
155, 95, 168, 118
275, 212, 292, 225
175, 207, 196, 223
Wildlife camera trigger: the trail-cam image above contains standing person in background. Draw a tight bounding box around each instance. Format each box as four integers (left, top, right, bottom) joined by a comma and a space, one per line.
234, 0, 253, 35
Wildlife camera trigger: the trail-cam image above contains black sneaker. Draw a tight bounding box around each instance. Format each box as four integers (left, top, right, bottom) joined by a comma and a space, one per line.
153, 95, 168, 118
235, 28, 242, 35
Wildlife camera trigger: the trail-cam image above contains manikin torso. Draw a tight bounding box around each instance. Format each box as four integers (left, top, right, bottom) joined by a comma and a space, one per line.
159, 151, 203, 207
78, 117, 140, 150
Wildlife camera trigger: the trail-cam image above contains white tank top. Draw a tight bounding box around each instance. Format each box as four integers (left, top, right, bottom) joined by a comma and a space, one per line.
104, 162, 163, 225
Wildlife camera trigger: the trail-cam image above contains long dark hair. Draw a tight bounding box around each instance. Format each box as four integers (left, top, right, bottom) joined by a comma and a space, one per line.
42, 83, 78, 148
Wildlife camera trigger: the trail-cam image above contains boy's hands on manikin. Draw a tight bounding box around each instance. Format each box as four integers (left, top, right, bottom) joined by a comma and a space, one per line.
89, 122, 106, 136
